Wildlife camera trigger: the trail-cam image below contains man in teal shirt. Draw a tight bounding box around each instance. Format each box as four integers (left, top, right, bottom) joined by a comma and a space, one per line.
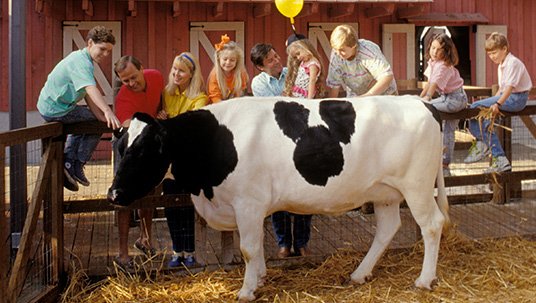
38, 25, 120, 191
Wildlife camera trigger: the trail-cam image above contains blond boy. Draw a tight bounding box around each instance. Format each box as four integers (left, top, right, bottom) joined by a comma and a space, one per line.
327, 24, 397, 98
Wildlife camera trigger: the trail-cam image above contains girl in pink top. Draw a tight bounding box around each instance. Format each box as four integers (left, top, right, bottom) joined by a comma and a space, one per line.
283, 35, 325, 99
420, 33, 468, 176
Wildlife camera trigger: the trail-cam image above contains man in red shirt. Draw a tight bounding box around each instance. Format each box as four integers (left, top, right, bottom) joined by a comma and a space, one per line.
113, 56, 164, 269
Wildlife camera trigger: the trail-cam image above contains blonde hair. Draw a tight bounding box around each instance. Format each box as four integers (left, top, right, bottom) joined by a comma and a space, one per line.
485, 32, 509, 52
283, 39, 325, 98
330, 24, 358, 50
166, 52, 205, 100
212, 41, 247, 99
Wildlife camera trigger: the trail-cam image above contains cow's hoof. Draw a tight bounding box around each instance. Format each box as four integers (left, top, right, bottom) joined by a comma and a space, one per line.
415, 276, 438, 290
237, 289, 255, 302
350, 272, 372, 285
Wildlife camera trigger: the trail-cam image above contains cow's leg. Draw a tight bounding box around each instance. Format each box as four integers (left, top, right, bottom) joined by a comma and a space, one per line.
407, 195, 445, 289
235, 210, 266, 302
351, 201, 401, 284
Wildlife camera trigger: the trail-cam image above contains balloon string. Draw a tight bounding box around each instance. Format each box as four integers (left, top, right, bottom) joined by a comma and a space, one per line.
291, 18, 297, 35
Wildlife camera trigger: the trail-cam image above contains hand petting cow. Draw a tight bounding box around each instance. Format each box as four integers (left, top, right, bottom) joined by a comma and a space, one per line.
108, 96, 450, 302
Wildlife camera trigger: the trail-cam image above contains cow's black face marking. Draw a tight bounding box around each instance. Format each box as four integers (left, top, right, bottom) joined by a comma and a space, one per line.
274, 100, 356, 186
167, 110, 238, 200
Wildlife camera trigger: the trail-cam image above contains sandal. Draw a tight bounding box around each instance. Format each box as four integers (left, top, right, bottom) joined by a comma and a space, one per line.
113, 256, 135, 271
134, 239, 158, 259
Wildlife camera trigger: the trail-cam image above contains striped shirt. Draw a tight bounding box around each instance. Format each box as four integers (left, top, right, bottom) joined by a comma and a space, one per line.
327, 39, 397, 97
37, 48, 96, 117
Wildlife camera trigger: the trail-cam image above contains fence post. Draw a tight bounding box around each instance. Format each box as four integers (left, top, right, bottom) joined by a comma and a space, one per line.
0, 144, 8, 303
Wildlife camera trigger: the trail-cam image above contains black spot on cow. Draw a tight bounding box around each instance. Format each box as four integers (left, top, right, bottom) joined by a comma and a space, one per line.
164, 110, 238, 200
273, 100, 356, 186
422, 101, 442, 131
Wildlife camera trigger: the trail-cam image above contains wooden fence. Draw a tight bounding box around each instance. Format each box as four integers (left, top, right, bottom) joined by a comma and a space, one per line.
2, 87, 536, 302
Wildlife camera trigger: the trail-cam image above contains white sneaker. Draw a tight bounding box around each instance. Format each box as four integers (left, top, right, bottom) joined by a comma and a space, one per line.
464, 140, 490, 163
484, 156, 511, 173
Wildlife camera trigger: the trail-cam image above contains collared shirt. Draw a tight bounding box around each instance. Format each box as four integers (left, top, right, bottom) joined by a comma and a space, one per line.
37, 48, 96, 117
164, 88, 208, 118
423, 59, 464, 94
115, 69, 164, 124
251, 67, 288, 97
326, 39, 397, 97
499, 53, 532, 93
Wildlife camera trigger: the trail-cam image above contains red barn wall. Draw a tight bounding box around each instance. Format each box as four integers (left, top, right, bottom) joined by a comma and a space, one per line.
1, 0, 535, 112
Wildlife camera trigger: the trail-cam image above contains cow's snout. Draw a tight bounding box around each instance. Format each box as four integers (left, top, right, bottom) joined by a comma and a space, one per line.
107, 188, 120, 205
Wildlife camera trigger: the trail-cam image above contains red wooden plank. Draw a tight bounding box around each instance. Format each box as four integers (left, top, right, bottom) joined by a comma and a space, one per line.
147, 1, 156, 69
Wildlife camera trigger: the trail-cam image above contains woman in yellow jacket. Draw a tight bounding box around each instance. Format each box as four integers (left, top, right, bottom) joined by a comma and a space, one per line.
157, 52, 207, 267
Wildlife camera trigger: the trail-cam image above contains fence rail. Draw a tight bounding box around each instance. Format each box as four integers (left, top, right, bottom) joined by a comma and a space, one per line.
2, 89, 536, 302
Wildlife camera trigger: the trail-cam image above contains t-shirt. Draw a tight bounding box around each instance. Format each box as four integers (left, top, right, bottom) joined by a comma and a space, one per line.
114, 69, 165, 124
251, 67, 288, 97
37, 48, 96, 117
207, 69, 248, 103
423, 60, 464, 94
326, 39, 397, 97
499, 53, 532, 93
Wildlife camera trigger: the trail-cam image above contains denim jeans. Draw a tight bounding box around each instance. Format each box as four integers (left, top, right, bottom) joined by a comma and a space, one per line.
271, 211, 312, 249
430, 87, 468, 165
469, 91, 529, 157
41, 105, 101, 162
163, 179, 195, 253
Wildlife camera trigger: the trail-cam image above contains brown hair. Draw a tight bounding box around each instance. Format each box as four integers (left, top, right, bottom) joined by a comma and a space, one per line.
114, 56, 142, 76
86, 26, 115, 45
424, 33, 459, 66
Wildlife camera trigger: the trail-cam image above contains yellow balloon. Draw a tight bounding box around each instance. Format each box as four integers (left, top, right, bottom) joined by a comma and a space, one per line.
275, 0, 303, 19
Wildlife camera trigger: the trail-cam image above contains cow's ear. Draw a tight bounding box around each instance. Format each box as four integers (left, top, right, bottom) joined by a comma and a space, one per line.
132, 112, 156, 125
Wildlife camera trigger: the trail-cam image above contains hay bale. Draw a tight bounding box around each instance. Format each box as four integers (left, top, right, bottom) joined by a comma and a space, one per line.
61, 231, 536, 302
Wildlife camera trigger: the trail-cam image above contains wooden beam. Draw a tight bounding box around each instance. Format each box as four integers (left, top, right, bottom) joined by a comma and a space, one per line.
365, 4, 394, 19
82, 0, 93, 17
396, 3, 429, 19
172, 1, 181, 18
328, 3, 355, 19
253, 3, 271, 19
0, 144, 7, 303
128, 0, 137, 17
213, 2, 224, 18
8, 140, 56, 303
296, 3, 319, 19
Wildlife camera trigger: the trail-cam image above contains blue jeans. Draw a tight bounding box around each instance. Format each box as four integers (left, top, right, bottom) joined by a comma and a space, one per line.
430, 87, 468, 165
163, 179, 195, 253
271, 211, 311, 249
41, 106, 101, 162
469, 91, 529, 157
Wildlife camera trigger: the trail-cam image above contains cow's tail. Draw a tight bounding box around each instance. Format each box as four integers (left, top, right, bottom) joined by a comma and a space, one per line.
436, 147, 451, 233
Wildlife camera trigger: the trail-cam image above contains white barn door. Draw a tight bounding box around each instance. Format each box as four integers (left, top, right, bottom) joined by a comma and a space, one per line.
63, 21, 121, 105
382, 24, 416, 81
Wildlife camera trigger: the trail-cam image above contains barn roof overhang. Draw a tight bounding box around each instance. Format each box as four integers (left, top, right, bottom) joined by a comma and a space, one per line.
407, 12, 489, 26
33, 0, 434, 20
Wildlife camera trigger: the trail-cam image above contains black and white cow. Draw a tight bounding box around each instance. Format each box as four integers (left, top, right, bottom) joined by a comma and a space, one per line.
108, 96, 450, 302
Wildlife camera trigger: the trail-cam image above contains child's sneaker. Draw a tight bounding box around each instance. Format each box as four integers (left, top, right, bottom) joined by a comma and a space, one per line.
484, 156, 511, 173
74, 160, 90, 186
64, 158, 79, 190
183, 254, 195, 267
168, 253, 184, 268
464, 140, 490, 163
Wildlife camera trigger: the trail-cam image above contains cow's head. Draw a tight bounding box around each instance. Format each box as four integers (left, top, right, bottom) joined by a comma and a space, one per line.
108, 113, 171, 206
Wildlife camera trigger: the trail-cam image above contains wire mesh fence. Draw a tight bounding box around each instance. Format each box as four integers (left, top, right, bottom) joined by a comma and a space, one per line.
2, 105, 536, 302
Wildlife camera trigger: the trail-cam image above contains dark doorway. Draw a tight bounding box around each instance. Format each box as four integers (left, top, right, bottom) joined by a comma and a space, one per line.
416, 26, 471, 85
